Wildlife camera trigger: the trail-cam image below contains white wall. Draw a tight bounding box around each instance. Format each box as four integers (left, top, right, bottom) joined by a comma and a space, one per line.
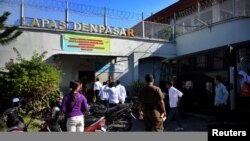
175, 18, 250, 56
0, 30, 61, 70
0, 29, 176, 92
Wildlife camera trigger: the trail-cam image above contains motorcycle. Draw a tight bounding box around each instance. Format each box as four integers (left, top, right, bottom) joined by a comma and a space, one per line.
125, 96, 140, 119
39, 103, 107, 132
39, 106, 64, 132
2, 98, 26, 132
89, 102, 136, 131
84, 104, 107, 132
105, 103, 136, 131
40, 102, 135, 132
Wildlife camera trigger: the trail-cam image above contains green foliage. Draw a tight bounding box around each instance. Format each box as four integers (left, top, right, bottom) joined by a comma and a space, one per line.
0, 11, 22, 45
163, 26, 172, 38
23, 114, 44, 132
162, 26, 173, 40
1, 48, 62, 114
0, 119, 4, 131
131, 80, 145, 96
0, 114, 44, 132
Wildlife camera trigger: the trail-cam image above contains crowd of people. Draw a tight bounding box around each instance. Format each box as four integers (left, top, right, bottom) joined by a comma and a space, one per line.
82, 77, 127, 106
138, 74, 183, 132
60, 77, 127, 132
60, 73, 229, 132
138, 74, 229, 132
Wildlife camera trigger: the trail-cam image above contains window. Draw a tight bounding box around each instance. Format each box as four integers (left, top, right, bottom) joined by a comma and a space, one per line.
179, 57, 193, 73
195, 55, 207, 70
213, 51, 224, 69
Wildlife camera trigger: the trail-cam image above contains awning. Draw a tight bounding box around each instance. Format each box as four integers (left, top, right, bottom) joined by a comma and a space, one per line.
50, 50, 128, 58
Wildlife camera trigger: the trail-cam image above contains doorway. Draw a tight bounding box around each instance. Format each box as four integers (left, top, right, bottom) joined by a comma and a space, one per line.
78, 71, 95, 84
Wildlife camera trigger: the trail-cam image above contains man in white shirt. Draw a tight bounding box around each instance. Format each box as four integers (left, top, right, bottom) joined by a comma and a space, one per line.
116, 80, 127, 104
165, 80, 184, 131
98, 82, 109, 106
94, 77, 102, 102
103, 82, 119, 108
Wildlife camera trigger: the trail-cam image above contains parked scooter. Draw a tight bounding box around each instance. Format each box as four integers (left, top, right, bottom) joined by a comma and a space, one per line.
40, 102, 135, 132
40, 103, 107, 132
2, 98, 26, 132
125, 96, 140, 119
88, 102, 136, 131
39, 106, 64, 132
105, 103, 136, 131
81, 103, 136, 132
84, 104, 107, 132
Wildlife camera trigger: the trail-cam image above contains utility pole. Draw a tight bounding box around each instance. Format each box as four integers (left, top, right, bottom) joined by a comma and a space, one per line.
142, 12, 145, 38
20, 0, 24, 26
104, 7, 108, 26
66, 0, 69, 29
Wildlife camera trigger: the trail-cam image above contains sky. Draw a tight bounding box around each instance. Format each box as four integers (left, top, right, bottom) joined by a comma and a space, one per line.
67, 0, 179, 27
68, 0, 178, 16
0, 0, 178, 28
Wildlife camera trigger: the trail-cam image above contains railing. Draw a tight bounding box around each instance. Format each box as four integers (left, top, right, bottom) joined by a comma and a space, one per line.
132, 21, 172, 40
175, 0, 250, 36
0, 0, 171, 40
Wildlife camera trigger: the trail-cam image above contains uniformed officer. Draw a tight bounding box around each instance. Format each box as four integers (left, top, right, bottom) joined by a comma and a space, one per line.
138, 74, 167, 132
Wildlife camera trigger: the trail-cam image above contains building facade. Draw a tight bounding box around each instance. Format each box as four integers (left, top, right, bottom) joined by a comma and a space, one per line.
1, 0, 250, 112
147, 0, 250, 111
0, 0, 176, 95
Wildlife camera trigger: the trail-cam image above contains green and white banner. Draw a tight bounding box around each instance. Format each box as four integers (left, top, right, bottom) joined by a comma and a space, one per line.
62, 34, 110, 53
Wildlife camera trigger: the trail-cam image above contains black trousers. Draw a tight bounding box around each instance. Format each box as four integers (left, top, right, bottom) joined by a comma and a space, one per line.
100, 100, 108, 107
164, 107, 183, 128
109, 103, 118, 108
214, 104, 227, 125
94, 90, 100, 102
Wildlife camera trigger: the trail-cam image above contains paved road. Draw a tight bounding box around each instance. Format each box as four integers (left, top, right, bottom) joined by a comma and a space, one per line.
131, 114, 215, 132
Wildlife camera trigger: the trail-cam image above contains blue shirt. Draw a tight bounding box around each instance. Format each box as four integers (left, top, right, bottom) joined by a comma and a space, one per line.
214, 83, 229, 106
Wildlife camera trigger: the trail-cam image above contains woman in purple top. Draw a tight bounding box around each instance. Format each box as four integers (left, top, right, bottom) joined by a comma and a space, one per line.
61, 80, 88, 132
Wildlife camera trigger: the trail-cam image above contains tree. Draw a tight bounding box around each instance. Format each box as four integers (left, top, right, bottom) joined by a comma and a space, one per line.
0, 11, 22, 45
163, 26, 173, 40
131, 80, 145, 96
1, 48, 62, 115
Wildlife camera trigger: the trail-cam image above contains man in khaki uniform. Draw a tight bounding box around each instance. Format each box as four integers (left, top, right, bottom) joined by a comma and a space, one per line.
138, 74, 167, 132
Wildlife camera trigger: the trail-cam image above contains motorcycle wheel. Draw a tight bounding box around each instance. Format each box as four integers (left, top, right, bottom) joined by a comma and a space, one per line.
107, 115, 132, 131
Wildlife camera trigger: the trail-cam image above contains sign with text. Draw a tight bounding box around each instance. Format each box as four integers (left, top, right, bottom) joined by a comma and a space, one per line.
22, 17, 135, 37
62, 34, 110, 53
